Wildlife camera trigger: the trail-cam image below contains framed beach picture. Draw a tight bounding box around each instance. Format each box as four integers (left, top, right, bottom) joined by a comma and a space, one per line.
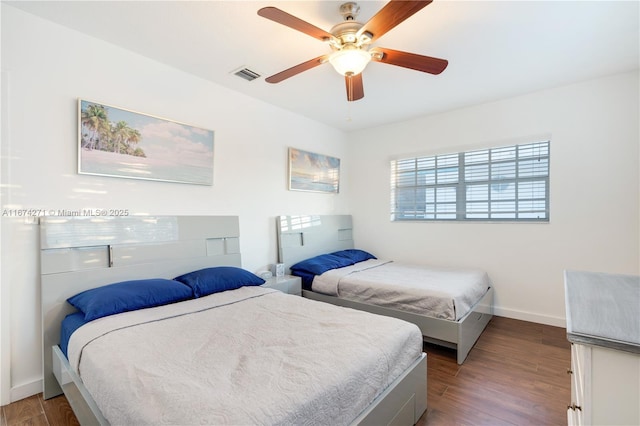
78, 99, 214, 185
288, 147, 340, 193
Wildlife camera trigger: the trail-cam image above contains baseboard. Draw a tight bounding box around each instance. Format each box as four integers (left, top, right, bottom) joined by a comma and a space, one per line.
10, 379, 42, 403
493, 307, 566, 328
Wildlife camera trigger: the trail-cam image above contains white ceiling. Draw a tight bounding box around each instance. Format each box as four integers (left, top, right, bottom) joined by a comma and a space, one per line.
6, 0, 640, 131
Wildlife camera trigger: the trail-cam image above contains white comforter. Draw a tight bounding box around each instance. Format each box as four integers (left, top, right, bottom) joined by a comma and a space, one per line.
68, 286, 422, 426
312, 259, 491, 321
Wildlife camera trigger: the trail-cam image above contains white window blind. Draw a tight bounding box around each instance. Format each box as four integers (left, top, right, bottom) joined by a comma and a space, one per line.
391, 141, 550, 221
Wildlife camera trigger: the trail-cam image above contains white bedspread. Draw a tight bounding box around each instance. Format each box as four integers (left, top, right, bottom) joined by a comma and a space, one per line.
312, 259, 490, 321
68, 286, 422, 426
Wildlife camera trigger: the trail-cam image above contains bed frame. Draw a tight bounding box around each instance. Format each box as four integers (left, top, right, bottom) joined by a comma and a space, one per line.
276, 215, 494, 364
41, 215, 427, 426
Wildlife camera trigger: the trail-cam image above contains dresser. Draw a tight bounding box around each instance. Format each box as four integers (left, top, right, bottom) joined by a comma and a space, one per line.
564, 270, 640, 426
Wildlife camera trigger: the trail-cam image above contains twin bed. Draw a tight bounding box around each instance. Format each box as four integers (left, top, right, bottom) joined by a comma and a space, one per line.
277, 215, 494, 365
41, 216, 427, 425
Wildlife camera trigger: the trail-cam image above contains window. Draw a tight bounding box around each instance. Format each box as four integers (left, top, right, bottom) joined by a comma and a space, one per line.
391, 141, 549, 221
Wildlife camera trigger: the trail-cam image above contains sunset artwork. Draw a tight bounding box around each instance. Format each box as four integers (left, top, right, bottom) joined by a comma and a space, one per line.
288, 148, 340, 193
78, 100, 214, 185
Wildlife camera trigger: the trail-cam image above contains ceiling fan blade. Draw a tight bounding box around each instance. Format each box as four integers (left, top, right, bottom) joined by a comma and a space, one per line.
345, 73, 364, 102
265, 55, 329, 84
357, 0, 432, 42
258, 7, 334, 42
372, 47, 448, 74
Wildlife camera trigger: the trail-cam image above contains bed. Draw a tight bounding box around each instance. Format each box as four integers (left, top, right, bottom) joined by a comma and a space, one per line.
41, 215, 427, 425
276, 215, 494, 364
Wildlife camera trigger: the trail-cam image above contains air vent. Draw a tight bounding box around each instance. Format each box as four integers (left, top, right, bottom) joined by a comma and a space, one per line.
232, 67, 261, 82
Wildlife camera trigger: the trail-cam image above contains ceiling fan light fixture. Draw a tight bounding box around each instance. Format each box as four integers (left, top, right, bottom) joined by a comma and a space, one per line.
328, 45, 371, 76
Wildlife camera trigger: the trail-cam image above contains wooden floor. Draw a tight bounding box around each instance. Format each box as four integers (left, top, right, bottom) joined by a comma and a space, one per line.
0, 392, 78, 426
418, 316, 571, 425
1, 316, 570, 426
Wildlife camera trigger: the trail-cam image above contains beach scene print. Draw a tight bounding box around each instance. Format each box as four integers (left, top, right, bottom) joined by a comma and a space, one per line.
79, 100, 214, 185
289, 148, 340, 193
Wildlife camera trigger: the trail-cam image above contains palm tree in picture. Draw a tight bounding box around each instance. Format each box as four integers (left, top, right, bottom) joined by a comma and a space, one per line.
110, 121, 144, 156
132, 147, 146, 158
111, 120, 130, 154
81, 104, 109, 150
124, 127, 142, 155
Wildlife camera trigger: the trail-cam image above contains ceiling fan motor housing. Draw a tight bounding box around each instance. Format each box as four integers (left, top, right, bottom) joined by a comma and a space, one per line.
330, 2, 372, 50
330, 21, 365, 47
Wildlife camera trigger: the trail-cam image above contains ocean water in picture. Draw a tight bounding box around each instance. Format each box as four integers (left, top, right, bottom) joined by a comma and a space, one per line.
289, 148, 339, 193
81, 149, 213, 185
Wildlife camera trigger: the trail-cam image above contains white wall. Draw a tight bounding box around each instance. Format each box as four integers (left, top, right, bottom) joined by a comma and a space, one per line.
347, 71, 640, 327
0, 5, 349, 403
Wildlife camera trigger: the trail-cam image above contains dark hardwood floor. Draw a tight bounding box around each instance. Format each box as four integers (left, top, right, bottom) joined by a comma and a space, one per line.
0, 392, 78, 426
1, 316, 570, 426
419, 316, 571, 425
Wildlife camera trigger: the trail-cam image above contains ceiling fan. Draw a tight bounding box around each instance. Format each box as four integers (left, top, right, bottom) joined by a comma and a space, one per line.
257, 0, 448, 102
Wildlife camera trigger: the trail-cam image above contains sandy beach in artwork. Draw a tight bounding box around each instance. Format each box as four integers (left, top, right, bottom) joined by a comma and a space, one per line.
81, 149, 213, 185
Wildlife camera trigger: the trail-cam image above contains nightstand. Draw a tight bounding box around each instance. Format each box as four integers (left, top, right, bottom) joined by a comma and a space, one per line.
262, 275, 302, 296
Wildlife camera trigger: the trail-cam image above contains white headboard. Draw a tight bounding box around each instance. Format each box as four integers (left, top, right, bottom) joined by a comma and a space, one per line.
276, 215, 354, 272
41, 215, 242, 399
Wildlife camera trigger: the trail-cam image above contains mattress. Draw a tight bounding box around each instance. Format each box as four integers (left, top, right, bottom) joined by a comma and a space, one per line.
67, 286, 423, 425
312, 259, 491, 321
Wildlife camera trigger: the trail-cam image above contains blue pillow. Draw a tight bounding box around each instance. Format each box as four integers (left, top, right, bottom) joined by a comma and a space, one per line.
67, 278, 194, 321
174, 266, 265, 298
290, 253, 354, 276
331, 249, 377, 263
